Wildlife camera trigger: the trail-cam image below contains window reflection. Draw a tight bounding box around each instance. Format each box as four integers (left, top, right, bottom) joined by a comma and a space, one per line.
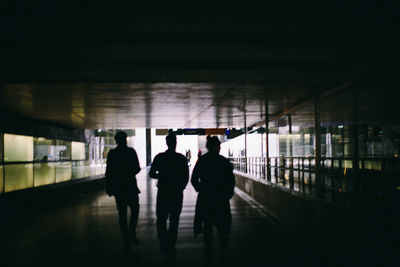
34, 137, 55, 162
54, 140, 71, 161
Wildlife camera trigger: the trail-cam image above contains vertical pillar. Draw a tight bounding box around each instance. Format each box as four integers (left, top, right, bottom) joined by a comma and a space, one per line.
265, 101, 271, 182
261, 130, 263, 158
315, 95, 322, 197
352, 88, 359, 195
244, 110, 248, 173
146, 128, 152, 166
1, 133, 4, 193
288, 114, 294, 189
288, 114, 293, 154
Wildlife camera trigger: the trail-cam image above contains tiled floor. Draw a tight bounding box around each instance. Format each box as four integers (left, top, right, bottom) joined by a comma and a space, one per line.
1, 169, 300, 267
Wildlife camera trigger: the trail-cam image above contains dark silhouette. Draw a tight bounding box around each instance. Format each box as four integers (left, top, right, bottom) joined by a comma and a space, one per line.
191, 135, 235, 255
149, 133, 189, 260
105, 131, 141, 251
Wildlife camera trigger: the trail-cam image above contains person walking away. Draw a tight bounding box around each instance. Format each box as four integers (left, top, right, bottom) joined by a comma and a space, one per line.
149, 133, 189, 260
191, 135, 235, 257
105, 131, 141, 251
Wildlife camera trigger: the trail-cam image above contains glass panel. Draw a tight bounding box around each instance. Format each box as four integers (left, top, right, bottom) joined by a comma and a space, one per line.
291, 104, 315, 157
372, 161, 382, 171
269, 117, 290, 157
55, 162, 72, 183
333, 160, 340, 168
34, 137, 55, 162
4, 164, 34, 192
320, 90, 354, 158
71, 142, 85, 160
0, 165, 3, 193
344, 160, 353, 169
34, 162, 56, 186
72, 161, 85, 179
54, 140, 71, 161
358, 86, 400, 158
101, 162, 106, 174
0, 133, 3, 162
84, 160, 91, 177
4, 134, 33, 162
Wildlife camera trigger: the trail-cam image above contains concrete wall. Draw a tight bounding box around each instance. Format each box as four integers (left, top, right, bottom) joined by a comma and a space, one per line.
234, 172, 353, 241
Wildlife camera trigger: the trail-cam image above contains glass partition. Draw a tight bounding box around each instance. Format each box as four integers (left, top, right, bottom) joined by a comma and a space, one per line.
72, 142, 85, 160
320, 90, 354, 158
4, 164, 34, 192
291, 104, 315, 157
1, 130, 107, 193
34, 137, 55, 162
0, 165, 3, 193
0, 133, 4, 162
72, 161, 85, 179
34, 162, 56, 186
54, 140, 71, 161
4, 134, 33, 162
55, 162, 72, 183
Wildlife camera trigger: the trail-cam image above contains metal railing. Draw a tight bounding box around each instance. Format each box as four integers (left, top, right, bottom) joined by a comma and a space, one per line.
230, 156, 400, 201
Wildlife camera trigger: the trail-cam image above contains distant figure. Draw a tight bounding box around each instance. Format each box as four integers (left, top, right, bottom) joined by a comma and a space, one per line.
191, 136, 235, 254
149, 133, 189, 260
105, 131, 141, 251
185, 149, 192, 166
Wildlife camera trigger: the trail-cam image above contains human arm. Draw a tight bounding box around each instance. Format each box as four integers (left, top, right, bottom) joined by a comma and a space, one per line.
226, 160, 236, 199
148, 155, 160, 179
191, 158, 201, 192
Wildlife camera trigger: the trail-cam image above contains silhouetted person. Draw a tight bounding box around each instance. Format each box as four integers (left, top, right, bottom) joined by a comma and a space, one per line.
185, 149, 192, 166
149, 133, 189, 260
191, 135, 235, 255
105, 131, 141, 251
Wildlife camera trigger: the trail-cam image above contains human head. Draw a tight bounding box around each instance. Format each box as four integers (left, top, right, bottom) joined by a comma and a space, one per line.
114, 131, 128, 146
166, 133, 177, 150
206, 135, 221, 154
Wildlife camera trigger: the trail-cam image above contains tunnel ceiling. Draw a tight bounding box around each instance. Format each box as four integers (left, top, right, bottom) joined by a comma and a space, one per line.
1, 14, 397, 129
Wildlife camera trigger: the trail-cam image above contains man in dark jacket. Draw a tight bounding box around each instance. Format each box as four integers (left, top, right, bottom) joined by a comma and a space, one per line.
149, 133, 189, 259
191, 135, 235, 253
105, 131, 141, 251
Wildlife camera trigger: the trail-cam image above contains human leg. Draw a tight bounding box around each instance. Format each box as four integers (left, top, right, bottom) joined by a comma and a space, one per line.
216, 224, 230, 249
167, 196, 183, 253
203, 223, 213, 248
156, 193, 169, 254
127, 194, 140, 244
115, 196, 130, 250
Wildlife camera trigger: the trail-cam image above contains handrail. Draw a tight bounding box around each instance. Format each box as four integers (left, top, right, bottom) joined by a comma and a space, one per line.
229, 156, 400, 201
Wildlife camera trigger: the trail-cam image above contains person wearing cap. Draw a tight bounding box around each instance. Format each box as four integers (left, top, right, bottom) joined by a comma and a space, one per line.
105, 131, 141, 251
191, 135, 235, 255
149, 133, 189, 260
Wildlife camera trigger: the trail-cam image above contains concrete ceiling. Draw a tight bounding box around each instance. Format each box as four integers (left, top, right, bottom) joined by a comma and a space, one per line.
1, 12, 398, 129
